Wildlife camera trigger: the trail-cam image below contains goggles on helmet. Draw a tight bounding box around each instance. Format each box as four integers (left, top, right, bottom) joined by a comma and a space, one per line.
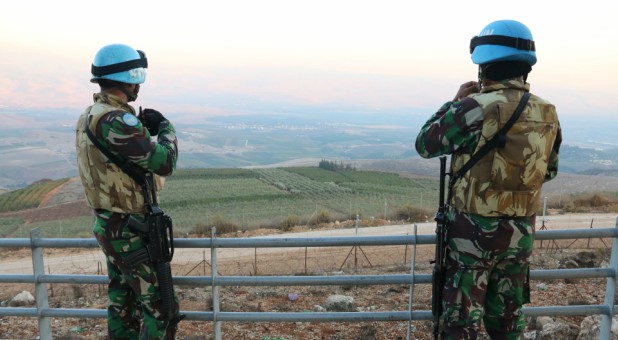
91, 50, 148, 78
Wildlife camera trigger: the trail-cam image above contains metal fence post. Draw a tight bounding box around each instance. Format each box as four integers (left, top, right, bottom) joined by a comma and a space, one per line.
406, 224, 418, 340
600, 217, 618, 339
30, 228, 52, 340
211, 227, 221, 340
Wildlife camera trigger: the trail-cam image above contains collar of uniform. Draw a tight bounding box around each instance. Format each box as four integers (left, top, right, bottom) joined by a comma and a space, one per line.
481, 79, 530, 94
93, 92, 136, 114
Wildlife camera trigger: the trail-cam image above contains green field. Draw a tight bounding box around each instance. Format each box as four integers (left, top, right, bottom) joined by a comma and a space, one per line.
159, 167, 439, 235
0, 167, 440, 237
0, 178, 69, 213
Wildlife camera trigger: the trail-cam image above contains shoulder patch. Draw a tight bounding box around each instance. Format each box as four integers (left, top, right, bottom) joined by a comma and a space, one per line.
122, 113, 139, 127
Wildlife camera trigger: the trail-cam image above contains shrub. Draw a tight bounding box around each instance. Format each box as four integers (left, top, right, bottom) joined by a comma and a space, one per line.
211, 215, 238, 235
190, 220, 210, 236
281, 214, 299, 232
590, 193, 612, 207
396, 204, 432, 222
189, 216, 238, 236
316, 209, 330, 224
554, 192, 618, 213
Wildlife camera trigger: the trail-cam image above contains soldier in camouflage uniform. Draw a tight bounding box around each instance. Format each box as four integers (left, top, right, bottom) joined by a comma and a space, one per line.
75, 44, 180, 339
415, 20, 562, 339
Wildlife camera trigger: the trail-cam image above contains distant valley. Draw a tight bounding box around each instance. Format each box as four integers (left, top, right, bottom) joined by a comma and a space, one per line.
1, 107, 616, 191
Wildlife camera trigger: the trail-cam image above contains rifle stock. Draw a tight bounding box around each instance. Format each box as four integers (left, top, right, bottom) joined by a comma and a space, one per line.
432, 156, 448, 339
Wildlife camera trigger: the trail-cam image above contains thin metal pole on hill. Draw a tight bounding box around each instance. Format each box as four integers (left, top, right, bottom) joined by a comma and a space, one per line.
182, 251, 214, 276
339, 215, 373, 271
538, 197, 560, 252
540, 197, 548, 249
587, 219, 593, 248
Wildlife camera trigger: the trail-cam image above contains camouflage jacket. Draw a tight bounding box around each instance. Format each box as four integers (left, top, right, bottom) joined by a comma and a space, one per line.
75, 93, 178, 214
416, 80, 562, 217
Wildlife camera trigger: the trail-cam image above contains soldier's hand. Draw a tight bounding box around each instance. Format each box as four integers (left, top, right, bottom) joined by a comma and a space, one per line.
139, 108, 168, 136
453, 81, 479, 102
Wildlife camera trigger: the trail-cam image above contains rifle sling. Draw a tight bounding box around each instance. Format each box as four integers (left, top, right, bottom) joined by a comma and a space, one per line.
83, 116, 148, 191
450, 91, 531, 187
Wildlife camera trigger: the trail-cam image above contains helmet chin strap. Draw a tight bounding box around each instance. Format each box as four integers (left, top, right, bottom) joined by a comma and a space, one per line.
478, 66, 483, 90
119, 84, 140, 102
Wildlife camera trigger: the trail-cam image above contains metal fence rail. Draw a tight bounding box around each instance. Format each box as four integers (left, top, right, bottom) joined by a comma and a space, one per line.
1, 219, 618, 340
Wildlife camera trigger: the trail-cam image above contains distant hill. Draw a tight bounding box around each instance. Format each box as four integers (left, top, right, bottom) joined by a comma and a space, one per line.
0, 107, 616, 190
577, 169, 618, 176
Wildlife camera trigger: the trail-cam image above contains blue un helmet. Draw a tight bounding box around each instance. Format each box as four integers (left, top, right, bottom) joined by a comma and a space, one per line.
90, 44, 148, 84
470, 20, 537, 66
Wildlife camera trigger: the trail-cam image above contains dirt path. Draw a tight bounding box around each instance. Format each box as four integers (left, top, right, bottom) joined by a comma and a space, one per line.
37, 179, 71, 208
1, 213, 616, 276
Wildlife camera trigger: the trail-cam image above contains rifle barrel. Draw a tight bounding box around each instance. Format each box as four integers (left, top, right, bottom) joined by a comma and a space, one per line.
432, 156, 448, 339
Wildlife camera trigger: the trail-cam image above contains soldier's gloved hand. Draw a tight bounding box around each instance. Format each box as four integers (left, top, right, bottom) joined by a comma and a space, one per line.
139, 108, 168, 136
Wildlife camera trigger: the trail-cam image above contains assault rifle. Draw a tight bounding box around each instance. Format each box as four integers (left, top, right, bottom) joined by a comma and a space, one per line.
128, 173, 179, 322
432, 156, 448, 339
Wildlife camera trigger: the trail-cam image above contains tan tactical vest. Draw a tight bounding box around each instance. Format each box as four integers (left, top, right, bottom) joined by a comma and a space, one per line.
450, 89, 559, 217
75, 99, 149, 214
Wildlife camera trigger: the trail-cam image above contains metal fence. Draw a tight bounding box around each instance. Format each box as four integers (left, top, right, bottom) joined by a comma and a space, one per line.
1, 218, 618, 340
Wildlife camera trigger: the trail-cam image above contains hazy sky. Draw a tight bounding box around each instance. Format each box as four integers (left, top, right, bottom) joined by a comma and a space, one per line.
1, 1, 616, 117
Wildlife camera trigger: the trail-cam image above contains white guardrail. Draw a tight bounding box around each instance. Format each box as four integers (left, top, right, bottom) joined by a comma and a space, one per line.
1, 218, 617, 340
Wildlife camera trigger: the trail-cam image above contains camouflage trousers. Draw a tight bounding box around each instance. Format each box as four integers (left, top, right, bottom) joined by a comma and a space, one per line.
440, 208, 535, 340
93, 210, 180, 339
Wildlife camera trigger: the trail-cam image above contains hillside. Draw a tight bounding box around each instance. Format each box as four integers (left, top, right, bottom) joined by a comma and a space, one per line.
1, 162, 618, 241
0, 166, 439, 238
